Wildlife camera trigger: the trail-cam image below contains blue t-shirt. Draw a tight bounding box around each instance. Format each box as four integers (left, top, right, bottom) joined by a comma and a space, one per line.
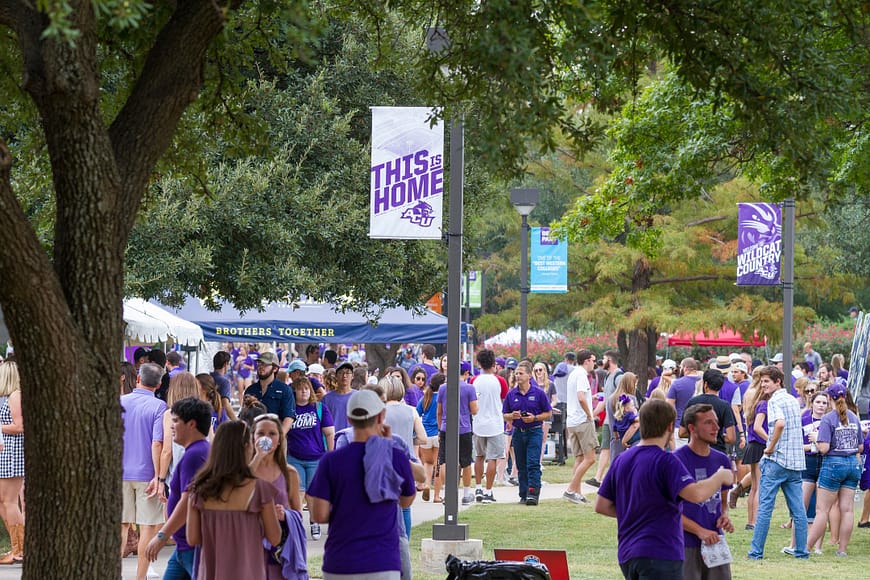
168, 438, 210, 551
674, 445, 731, 548
210, 371, 232, 400
417, 395, 439, 437
598, 445, 694, 563
307, 442, 415, 574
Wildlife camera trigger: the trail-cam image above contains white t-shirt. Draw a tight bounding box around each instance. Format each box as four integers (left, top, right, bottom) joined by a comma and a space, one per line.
472, 373, 504, 437
566, 367, 593, 428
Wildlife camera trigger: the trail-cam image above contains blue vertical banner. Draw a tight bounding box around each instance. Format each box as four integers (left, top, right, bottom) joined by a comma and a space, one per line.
736, 203, 782, 286
530, 227, 568, 293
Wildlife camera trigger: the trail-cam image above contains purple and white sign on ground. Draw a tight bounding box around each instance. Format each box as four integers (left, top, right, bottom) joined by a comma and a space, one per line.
369, 107, 444, 239
736, 202, 782, 286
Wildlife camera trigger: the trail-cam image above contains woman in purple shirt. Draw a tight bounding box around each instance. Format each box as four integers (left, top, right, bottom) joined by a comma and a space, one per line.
739, 376, 771, 530
806, 381, 863, 556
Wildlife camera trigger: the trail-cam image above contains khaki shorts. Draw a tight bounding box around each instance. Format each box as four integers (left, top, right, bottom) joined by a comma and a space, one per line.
419, 434, 440, 449
122, 480, 166, 526
473, 433, 506, 461
568, 422, 598, 456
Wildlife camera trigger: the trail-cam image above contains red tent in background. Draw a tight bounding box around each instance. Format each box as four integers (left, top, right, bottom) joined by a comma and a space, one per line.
667, 328, 766, 347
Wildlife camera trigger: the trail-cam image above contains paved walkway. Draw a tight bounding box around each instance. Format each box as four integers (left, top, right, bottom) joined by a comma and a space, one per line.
0, 478, 594, 579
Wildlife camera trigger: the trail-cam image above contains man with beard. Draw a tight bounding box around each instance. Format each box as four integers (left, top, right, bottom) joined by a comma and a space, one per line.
244, 351, 295, 433
588, 350, 622, 487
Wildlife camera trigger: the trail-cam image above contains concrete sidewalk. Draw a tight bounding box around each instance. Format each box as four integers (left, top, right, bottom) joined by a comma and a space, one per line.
0, 477, 594, 579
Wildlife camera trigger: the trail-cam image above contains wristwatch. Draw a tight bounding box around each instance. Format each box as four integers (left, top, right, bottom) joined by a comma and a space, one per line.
156, 531, 167, 541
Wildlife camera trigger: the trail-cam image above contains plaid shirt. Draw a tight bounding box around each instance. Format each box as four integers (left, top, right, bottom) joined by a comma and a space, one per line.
765, 388, 806, 471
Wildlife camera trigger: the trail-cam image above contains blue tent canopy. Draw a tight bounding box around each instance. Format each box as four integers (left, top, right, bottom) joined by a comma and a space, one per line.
155, 296, 468, 344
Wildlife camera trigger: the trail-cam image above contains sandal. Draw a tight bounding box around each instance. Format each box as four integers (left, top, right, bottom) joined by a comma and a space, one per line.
433, 497, 443, 503
779, 519, 792, 529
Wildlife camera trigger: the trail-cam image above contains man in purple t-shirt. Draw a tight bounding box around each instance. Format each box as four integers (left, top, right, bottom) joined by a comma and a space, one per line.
308, 389, 416, 578
675, 403, 735, 580
143, 398, 212, 578
667, 358, 702, 446
436, 364, 478, 505
323, 361, 355, 432
595, 399, 733, 580
121, 362, 167, 580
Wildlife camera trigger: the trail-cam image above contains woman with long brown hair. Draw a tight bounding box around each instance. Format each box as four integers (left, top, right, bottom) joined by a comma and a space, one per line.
805, 380, 863, 556
416, 373, 444, 502
187, 421, 281, 579
250, 412, 302, 576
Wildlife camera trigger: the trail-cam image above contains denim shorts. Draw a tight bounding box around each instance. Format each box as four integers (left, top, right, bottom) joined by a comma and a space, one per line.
801, 453, 821, 483
817, 454, 861, 491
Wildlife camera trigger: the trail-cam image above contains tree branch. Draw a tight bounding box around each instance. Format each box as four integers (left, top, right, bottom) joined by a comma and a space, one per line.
685, 215, 728, 227
649, 275, 726, 285
109, 0, 230, 236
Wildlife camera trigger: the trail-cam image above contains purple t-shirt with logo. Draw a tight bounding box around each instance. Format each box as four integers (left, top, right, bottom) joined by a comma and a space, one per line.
598, 445, 694, 563
168, 439, 210, 551
287, 402, 334, 461
121, 388, 167, 481
437, 381, 477, 434
817, 409, 862, 456
307, 442, 415, 574
801, 409, 822, 452
674, 446, 731, 548
667, 375, 699, 428
323, 391, 354, 433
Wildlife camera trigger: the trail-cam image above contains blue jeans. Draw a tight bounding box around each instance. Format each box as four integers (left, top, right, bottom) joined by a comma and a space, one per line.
512, 426, 543, 498
163, 547, 195, 580
748, 459, 808, 559
287, 456, 320, 490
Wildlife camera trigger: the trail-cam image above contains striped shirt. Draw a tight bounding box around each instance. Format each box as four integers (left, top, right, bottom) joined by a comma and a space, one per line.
765, 388, 806, 471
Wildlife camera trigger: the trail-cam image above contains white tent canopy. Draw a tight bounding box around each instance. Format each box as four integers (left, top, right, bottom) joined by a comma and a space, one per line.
483, 326, 565, 347
124, 298, 204, 346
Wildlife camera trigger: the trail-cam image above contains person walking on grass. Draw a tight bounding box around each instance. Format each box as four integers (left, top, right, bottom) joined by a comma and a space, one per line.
675, 404, 735, 580
563, 350, 597, 505
595, 399, 733, 580
747, 366, 809, 560
502, 361, 552, 506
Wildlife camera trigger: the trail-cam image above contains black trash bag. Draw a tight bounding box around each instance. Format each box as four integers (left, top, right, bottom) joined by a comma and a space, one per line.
445, 554, 551, 580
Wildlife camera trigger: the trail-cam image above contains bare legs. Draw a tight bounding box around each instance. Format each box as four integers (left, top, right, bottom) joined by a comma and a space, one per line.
567, 449, 595, 495
746, 463, 761, 526
807, 486, 855, 554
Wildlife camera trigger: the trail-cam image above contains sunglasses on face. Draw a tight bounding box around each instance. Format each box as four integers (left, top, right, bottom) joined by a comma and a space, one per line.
805, 389, 817, 395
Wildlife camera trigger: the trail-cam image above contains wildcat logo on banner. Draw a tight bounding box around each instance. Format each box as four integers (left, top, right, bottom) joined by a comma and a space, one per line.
369, 107, 444, 239
531, 227, 568, 293
737, 203, 782, 286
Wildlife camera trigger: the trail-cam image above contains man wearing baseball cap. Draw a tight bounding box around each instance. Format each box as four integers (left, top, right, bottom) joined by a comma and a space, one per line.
307, 389, 416, 578
244, 351, 296, 433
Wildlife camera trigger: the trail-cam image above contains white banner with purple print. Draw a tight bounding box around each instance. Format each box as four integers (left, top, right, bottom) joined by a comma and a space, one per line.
736, 202, 781, 286
369, 107, 444, 239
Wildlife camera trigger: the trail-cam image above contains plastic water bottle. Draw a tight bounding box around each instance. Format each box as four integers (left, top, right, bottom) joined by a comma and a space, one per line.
257, 436, 273, 452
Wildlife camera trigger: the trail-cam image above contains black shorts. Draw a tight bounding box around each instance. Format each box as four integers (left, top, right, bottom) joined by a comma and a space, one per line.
743, 441, 765, 465
438, 431, 473, 468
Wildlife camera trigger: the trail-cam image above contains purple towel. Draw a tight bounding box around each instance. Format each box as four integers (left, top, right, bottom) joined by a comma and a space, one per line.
364, 436, 405, 503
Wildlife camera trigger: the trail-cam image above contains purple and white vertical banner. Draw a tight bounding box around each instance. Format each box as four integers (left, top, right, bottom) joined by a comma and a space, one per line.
736, 202, 782, 286
369, 107, 444, 239
531, 227, 568, 293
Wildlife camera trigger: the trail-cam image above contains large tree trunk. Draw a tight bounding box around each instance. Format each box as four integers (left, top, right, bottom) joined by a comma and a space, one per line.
0, 3, 226, 577
618, 259, 657, 396
365, 343, 402, 378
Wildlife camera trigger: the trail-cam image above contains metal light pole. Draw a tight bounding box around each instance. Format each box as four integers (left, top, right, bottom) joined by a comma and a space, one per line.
781, 198, 795, 370
511, 188, 538, 360
427, 27, 467, 542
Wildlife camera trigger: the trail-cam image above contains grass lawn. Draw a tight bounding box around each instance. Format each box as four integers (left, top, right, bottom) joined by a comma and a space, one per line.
307, 458, 870, 579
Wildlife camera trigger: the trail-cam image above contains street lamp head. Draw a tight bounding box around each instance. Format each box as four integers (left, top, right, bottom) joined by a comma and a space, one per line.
511, 188, 539, 216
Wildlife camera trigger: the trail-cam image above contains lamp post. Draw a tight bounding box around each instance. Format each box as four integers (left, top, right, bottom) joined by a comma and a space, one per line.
427, 26, 467, 542
511, 188, 539, 360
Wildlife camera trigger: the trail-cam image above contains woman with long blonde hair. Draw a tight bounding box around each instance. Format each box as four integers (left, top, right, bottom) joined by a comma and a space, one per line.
0, 361, 24, 564
609, 372, 638, 458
